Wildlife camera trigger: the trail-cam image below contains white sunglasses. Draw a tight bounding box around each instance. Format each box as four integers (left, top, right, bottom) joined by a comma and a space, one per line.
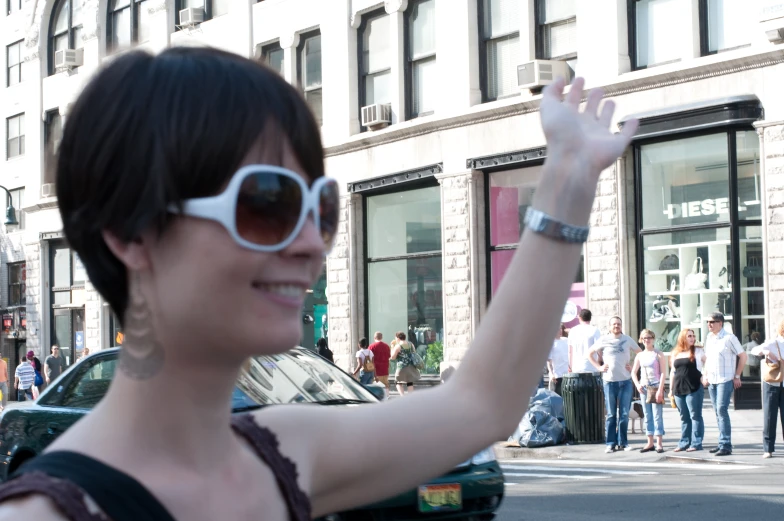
169, 164, 339, 253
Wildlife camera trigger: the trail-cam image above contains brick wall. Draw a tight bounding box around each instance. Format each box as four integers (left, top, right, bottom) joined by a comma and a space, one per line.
438, 171, 475, 369
585, 165, 622, 331
761, 124, 784, 335
326, 194, 354, 370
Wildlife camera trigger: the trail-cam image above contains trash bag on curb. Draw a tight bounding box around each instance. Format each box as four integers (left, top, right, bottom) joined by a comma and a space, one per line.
508, 389, 566, 448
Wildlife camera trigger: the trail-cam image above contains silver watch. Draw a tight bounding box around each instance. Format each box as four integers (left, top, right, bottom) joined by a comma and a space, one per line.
524, 208, 590, 244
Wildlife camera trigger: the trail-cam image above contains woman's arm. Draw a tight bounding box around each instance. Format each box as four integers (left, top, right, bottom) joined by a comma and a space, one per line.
389, 345, 400, 360
258, 78, 638, 517
631, 357, 642, 391
656, 353, 666, 400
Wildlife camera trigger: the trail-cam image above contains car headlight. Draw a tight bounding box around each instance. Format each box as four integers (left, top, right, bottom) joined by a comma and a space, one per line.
471, 447, 496, 466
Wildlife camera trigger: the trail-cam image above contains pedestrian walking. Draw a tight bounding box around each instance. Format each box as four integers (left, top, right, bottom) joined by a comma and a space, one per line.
568, 309, 601, 373
0, 59, 635, 519
669, 329, 706, 452
26, 351, 44, 399
0, 357, 8, 410
390, 332, 421, 395
588, 316, 642, 453
751, 318, 784, 458
631, 329, 666, 453
353, 338, 375, 385
44, 345, 64, 385
702, 312, 747, 456
547, 324, 569, 396
13, 357, 34, 402
316, 338, 334, 363
368, 332, 391, 388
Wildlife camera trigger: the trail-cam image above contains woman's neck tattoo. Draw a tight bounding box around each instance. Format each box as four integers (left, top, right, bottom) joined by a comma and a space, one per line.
118, 273, 164, 380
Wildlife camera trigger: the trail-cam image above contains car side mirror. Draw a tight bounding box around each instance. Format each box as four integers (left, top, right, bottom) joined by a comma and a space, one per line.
364, 384, 386, 401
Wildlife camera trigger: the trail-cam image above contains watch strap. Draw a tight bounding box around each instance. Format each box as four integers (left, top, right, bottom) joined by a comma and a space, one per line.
524, 207, 590, 244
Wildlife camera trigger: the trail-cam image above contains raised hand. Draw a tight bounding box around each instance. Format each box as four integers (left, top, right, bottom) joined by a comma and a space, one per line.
541, 77, 638, 173
534, 77, 638, 227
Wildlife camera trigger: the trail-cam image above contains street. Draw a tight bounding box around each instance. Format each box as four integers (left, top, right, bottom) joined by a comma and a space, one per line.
495, 456, 782, 520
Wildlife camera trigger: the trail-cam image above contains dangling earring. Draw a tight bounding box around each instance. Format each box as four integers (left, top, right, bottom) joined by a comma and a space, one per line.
118, 272, 164, 379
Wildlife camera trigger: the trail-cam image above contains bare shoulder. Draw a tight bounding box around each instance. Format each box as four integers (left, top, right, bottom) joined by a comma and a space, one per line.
0, 495, 70, 521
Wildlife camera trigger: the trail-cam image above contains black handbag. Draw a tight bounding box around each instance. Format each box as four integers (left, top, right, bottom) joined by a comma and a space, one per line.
659, 254, 679, 271
742, 257, 763, 279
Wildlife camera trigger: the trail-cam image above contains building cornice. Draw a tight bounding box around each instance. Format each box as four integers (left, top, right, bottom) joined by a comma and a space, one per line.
324, 49, 784, 158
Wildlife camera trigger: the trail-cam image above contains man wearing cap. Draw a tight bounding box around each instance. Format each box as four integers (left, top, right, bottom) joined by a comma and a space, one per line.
701, 312, 747, 457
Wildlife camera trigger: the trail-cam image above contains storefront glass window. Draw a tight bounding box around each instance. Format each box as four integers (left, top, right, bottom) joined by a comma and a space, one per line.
366, 186, 443, 374
488, 166, 585, 327
737, 130, 761, 221
302, 264, 327, 350
637, 132, 763, 370
640, 133, 730, 229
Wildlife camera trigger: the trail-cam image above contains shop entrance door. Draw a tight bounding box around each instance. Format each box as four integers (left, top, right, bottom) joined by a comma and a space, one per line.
53, 308, 84, 368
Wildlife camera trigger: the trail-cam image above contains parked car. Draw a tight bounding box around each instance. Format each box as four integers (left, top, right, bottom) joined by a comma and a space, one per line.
0, 347, 504, 520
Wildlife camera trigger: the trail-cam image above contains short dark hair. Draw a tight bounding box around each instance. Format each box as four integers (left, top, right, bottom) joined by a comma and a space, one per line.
316, 338, 327, 349
396, 332, 406, 341
579, 309, 592, 322
359, 338, 369, 349
56, 47, 324, 323
708, 312, 725, 323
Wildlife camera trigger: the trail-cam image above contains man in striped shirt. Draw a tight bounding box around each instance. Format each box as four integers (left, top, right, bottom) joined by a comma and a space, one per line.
14, 357, 35, 401
701, 312, 747, 457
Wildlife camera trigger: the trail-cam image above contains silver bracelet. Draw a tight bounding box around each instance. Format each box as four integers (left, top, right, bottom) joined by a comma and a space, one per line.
524, 207, 590, 244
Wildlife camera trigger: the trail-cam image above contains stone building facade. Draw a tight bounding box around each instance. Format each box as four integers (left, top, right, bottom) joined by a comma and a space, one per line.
3, 0, 784, 408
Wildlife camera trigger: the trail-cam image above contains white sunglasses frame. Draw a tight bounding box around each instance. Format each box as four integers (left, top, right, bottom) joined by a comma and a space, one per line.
169, 164, 338, 253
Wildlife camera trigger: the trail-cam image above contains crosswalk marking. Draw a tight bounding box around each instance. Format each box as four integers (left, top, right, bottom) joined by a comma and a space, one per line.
504, 472, 608, 481
497, 458, 760, 471
501, 464, 658, 476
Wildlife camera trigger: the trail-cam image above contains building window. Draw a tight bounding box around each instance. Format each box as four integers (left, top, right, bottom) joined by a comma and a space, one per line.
636, 130, 762, 374
4, 188, 25, 230
302, 264, 327, 350
536, 0, 577, 60
109, 313, 124, 346
6, 114, 24, 159
7, 0, 22, 15
487, 165, 585, 324
631, 0, 688, 70
108, 0, 151, 51
298, 31, 323, 126
8, 263, 25, 307
405, 0, 436, 118
175, 0, 228, 28
44, 110, 63, 186
365, 185, 444, 374
49, 0, 84, 75
700, 0, 752, 55
359, 10, 392, 120
6, 41, 23, 87
262, 41, 284, 76
479, 0, 519, 101
50, 243, 87, 366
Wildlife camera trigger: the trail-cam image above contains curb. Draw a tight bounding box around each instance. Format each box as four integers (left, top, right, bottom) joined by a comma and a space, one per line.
661, 455, 748, 465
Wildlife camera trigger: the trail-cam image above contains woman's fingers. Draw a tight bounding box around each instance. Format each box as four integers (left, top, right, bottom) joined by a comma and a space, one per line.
598, 99, 616, 128
565, 77, 585, 108
543, 76, 567, 102
584, 88, 604, 118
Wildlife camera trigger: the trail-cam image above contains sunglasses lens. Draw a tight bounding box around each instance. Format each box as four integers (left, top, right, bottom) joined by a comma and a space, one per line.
235, 172, 303, 246
319, 181, 340, 249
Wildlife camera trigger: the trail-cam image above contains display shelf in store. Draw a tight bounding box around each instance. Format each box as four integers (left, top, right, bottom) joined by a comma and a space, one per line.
646, 240, 731, 251
647, 289, 732, 297
741, 287, 764, 292
743, 315, 765, 319
647, 269, 679, 276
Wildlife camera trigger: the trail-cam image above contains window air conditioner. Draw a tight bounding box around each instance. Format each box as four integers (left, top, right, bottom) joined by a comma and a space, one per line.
761, 1, 784, 41
361, 103, 392, 130
54, 48, 83, 69
517, 59, 570, 90
41, 183, 56, 198
179, 7, 205, 26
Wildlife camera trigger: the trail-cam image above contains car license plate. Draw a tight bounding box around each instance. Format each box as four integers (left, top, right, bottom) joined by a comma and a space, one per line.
417, 484, 462, 513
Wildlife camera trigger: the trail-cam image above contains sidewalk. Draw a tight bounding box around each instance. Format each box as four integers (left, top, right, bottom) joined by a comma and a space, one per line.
496, 405, 784, 466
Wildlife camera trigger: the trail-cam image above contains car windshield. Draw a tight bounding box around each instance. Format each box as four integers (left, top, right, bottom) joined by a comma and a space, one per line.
232, 350, 377, 410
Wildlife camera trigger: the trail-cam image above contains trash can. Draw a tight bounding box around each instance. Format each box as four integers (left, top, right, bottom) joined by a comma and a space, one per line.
561, 372, 605, 444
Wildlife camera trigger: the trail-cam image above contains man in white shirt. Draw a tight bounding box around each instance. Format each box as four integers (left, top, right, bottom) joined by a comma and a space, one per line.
547, 326, 569, 396
588, 316, 641, 453
568, 309, 601, 373
701, 312, 747, 457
